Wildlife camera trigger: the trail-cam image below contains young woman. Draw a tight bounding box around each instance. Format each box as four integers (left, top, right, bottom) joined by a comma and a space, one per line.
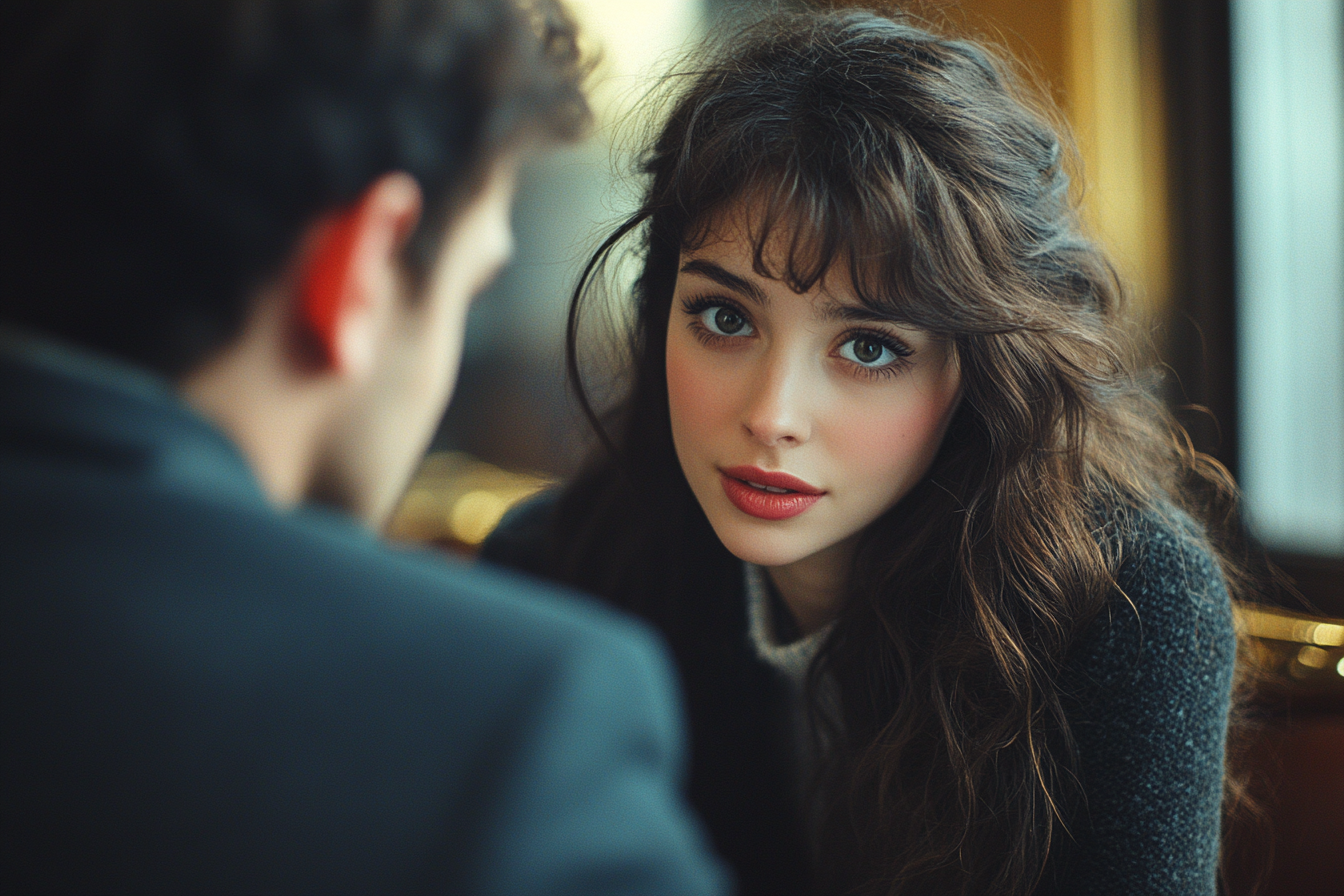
483, 9, 1249, 895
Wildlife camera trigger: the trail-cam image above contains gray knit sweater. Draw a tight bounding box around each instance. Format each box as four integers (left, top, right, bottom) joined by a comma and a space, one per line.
1035, 508, 1236, 894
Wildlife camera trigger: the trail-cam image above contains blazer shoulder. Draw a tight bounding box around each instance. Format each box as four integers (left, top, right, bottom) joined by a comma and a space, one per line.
463, 578, 729, 895
337, 519, 730, 894
292, 498, 656, 666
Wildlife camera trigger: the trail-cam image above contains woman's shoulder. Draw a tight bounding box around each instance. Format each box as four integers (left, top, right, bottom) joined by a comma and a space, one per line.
479, 490, 560, 579
1072, 501, 1236, 698
1104, 503, 1233, 636
1045, 508, 1236, 893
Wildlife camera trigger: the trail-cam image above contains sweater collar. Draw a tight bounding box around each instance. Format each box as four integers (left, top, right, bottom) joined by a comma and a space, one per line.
744, 562, 835, 687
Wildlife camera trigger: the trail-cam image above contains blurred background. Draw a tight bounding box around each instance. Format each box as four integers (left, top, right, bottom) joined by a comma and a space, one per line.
389, 2, 1341, 891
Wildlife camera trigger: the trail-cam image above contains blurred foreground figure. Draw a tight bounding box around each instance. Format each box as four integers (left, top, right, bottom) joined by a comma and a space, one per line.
0, 3, 725, 893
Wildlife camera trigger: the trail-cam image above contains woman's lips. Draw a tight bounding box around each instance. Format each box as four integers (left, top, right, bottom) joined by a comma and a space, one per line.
719, 465, 824, 520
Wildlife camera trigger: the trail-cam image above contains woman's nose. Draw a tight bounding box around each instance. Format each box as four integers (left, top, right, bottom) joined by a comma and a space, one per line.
741, 350, 812, 447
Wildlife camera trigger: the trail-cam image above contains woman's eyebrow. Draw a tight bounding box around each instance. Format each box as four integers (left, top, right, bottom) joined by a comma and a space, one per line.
678, 259, 768, 306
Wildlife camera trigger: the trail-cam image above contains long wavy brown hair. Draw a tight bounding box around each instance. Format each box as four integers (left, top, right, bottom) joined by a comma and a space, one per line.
545, 8, 1257, 894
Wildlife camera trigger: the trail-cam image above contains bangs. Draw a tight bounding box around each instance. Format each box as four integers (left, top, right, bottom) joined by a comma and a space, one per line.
675, 161, 959, 333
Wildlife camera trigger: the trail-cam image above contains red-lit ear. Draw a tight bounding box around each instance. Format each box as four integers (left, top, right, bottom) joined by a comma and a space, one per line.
297, 174, 422, 376
300, 205, 363, 371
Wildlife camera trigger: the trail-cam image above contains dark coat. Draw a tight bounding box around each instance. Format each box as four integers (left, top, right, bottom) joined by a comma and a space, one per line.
484, 490, 1237, 896
0, 338, 727, 896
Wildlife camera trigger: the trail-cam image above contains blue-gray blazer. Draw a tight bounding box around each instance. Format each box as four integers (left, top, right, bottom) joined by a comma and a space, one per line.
0, 340, 727, 895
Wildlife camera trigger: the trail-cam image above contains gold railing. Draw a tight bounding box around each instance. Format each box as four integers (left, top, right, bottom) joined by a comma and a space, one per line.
1237, 603, 1344, 687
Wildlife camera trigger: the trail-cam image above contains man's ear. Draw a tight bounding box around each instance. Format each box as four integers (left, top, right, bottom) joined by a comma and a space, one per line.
298, 173, 423, 378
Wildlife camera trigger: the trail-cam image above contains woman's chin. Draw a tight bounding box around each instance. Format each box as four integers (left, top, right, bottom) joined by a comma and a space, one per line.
706, 515, 824, 569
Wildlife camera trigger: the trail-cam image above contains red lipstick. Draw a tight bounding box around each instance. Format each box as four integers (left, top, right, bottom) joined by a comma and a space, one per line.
719, 465, 824, 520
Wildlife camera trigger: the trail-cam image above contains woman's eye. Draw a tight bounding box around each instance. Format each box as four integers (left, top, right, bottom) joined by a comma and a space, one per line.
700, 305, 753, 337
838, 335, 900, 367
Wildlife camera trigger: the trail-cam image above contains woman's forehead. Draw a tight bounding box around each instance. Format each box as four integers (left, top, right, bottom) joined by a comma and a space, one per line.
683, 207, 898, 311
683, 200, 845, 286
679, 234, 856, 304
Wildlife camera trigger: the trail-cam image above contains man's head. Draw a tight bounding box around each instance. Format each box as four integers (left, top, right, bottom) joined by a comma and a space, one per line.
1, 0, 587, 523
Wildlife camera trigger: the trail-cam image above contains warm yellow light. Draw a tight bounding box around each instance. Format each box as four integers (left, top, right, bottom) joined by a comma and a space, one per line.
1236, 605, 1344, 646
1296, 644, 1331, 670
563, 0, 703, 126
1065, 0, 1170, 323
1308, 622, 1344, 647
450, 490, 511, 546
386, 452, 552, 548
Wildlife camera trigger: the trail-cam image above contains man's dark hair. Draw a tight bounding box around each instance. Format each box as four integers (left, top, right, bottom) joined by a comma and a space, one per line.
0, 0, 588, 376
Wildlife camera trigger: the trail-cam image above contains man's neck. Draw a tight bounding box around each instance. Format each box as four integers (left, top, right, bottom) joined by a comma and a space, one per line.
178, 292, 332, 511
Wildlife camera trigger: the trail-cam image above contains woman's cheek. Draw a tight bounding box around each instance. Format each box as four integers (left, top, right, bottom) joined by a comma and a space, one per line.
826, 385, 955, 500
666, 336, 734, 445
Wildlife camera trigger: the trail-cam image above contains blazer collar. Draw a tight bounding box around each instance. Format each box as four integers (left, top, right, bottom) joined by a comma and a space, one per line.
0, 328, 270, 509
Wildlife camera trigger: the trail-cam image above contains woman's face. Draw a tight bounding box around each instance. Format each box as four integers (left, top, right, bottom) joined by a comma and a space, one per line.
666, 207, 963, 574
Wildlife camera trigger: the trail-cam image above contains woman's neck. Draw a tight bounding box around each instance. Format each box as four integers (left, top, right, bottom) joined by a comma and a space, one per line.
764, 533, 859, 636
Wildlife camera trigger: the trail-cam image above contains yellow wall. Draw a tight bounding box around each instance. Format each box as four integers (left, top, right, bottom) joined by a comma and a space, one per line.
1062, 0, 1170, 323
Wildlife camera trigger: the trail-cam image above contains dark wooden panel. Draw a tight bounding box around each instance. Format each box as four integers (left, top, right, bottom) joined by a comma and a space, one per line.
1156, 0, 1240, 476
